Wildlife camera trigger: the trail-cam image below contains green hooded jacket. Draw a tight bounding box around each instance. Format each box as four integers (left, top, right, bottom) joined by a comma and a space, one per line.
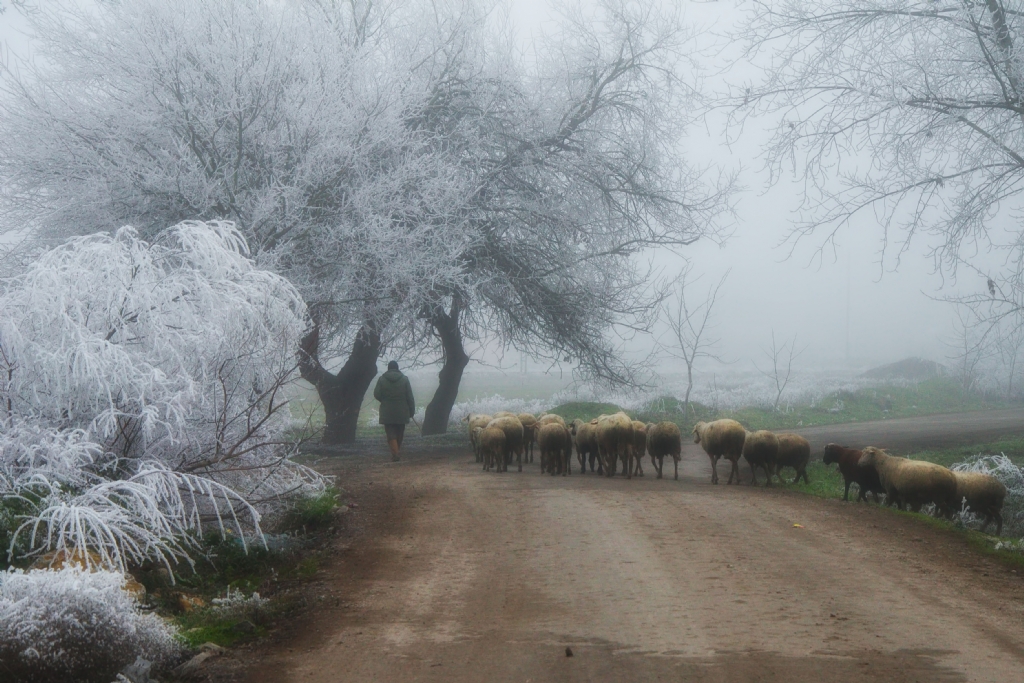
373, 369, 416, 425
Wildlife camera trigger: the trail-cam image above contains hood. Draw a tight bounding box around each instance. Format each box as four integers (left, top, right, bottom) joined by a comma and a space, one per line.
380, 369, 404, 383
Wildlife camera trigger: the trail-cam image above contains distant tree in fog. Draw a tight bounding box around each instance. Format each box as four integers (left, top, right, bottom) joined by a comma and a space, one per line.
661, 265, 729, 417
757, 330, 802, 412
735, 2, 1024, 305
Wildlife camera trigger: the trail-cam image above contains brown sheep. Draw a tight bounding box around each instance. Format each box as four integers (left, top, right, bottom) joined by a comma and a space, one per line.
518, 413, 539, 464
953, 471, 1007, 535
538, 414, 567, 428
775, 433, 811, 485
538, 423, 573, 476
858, 447, 958, 516
742, 430, 780, 487
486, 415, 525, 472
464, 413, 493, 463
630, 421, 648, 477
646, 422, 682, 480
478, 426, 507, 472
571, 419, 601, 474
692, 419, 746, 485
594, 412, 635, 478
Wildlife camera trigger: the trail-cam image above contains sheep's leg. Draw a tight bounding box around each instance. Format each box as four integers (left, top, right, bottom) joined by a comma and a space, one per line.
625, 450, 633, 480
995, 511, 1003, 536
844, 481, 852, 501
748, 461, 757, 486
655, 456, 663, 479
727, 458, 740, 485
710, 455, 719, 484
673, 457, 679, 481
762, 465, 773, 487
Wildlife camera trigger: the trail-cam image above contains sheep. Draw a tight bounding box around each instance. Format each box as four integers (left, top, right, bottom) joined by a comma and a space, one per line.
478, 426, 507, 472
822, 443, 884, 503
492, 411, 517, 418
537, 414, 567, 428
692, 419, 746, 485
775, 433, 811, 485
486, 415, 525, 472
953, 471, 1006, 535
858, 447, 958, 516
538, 423, 573, 476
594, 412, 635, 478
571, 419, 601, 474
464, 413, 493, 463
742, 430, 779, 487
630, 420, 648, 477
646, 421, 682, 480
518, 413, 539, 464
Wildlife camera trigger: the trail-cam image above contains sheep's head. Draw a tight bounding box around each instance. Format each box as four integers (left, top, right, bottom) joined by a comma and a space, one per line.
692, 422, 706, 444
859, 446, 885, 467
822, 443, 839, 465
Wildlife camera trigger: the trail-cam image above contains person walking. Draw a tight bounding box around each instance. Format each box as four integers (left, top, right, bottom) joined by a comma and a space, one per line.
373, 360, 415, 461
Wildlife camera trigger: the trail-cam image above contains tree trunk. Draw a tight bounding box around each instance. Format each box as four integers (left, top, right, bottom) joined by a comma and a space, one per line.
421, 298, 470, 436
299, 320, 382, 445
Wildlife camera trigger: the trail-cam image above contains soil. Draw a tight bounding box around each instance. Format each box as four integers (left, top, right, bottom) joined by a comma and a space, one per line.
204, 410, 1024, 683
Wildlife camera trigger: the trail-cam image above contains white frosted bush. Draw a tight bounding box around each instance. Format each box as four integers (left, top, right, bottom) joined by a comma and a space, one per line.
951, 454, 1024, 536
0, 566, 178, 683
447, 395, 557, 426
0, 221, 327, 573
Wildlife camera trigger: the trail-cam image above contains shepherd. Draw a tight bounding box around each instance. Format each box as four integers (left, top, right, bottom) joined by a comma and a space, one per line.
373, 360, 416, 461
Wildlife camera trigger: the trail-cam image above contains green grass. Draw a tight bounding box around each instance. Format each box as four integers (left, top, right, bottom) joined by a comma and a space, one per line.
771, 435, 1024, 569
620, 378, 1022, 436
174, 612, 267, 649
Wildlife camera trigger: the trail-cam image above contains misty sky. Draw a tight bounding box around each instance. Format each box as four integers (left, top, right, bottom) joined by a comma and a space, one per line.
0, 1, 979, 374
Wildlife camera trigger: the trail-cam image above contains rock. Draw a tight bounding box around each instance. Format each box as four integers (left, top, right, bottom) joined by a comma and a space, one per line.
173, 651, 216, 677
232, 620, 256, 634
176, 593, 207, 613
199, 643, 226, 654
31, 548, 105, 570
119, 656, 153, 683
565, 647, 573, 657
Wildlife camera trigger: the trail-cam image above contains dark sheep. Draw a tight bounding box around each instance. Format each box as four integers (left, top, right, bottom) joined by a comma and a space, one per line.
822, 443, 884, 503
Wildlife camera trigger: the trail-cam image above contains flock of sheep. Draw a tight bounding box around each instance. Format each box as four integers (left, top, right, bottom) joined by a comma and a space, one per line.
465, 413, 1009, 536
465, 411, 683, 479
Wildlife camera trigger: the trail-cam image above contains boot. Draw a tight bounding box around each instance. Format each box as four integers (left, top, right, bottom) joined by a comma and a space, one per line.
388, 438, 400, 461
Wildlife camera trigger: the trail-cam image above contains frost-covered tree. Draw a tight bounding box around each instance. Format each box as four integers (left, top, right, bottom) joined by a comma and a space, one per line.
0, 0, 474, 443
0, 220, 324, 572
736, 1, 1024, 304
400, 1, 733, 434
0, 0, 730, 441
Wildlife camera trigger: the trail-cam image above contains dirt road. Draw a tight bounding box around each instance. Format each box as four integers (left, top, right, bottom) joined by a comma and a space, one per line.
224, 413, 1024, 683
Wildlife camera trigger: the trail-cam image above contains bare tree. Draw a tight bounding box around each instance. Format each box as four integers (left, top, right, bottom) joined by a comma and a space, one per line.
757, 330, 803, 412
370, 0, 734, 434
734, 1, 1024, 289
661, 266, 730, 417
947, 305, 992, 403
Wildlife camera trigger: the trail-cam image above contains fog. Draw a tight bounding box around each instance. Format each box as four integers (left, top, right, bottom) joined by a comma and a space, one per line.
0, 0, 993, 385
506, 0, 960, 375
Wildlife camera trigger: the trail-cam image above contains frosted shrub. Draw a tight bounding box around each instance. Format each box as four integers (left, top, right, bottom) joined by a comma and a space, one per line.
951, 454, 1024, 536
0, 566, 178, 683
448, 395, 556, 425
0, 222, 327, 573
211, 586, 269, 622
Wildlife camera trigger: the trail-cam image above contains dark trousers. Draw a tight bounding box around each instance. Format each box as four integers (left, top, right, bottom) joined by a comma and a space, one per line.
384, 423, 406, 447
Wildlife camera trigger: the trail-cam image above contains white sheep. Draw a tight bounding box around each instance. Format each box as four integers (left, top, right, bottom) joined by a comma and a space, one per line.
692, 419, 746, 485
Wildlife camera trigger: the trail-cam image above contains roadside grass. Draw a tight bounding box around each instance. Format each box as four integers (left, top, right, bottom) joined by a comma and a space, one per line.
131, 489, 341, 648
775, 436, 1024, 570
628, 378, 1021, 435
